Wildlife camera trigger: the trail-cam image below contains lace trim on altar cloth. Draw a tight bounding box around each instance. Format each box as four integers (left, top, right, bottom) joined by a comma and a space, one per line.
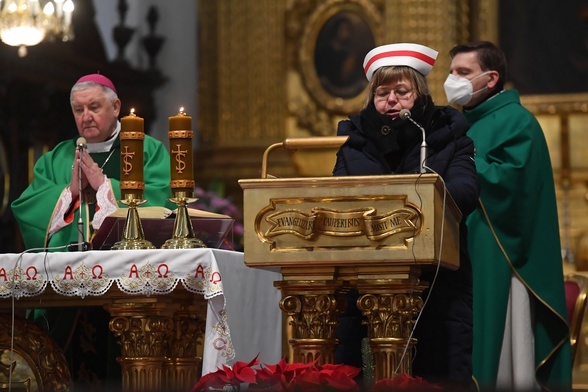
0, 249, 235, 373
0, 249, 225, 299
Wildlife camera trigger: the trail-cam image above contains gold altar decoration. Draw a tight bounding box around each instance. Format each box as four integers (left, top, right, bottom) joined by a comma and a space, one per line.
0, 281, 209, 392
108, 299, 206, 392
162, 108, 206, 249
0, 315, 71, 391
112, 109, 155, 250
275, 280, 346, 365
239, 138, 462, 380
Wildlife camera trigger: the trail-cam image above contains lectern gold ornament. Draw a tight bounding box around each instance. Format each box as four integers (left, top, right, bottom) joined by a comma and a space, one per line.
239, 137, 462, 381
162, 108, 206, 249
111, 109, 155, 250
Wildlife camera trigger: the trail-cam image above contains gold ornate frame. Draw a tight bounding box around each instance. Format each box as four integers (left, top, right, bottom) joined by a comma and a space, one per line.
298, 0, 382, 114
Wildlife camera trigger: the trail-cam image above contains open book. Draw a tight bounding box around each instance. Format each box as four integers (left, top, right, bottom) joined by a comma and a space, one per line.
92, 206, 235, 250
108, 206, 231, 220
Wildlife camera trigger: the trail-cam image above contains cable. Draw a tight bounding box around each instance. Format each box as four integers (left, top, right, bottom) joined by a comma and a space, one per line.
7, 244, 69, 390
394, 167, 447, 374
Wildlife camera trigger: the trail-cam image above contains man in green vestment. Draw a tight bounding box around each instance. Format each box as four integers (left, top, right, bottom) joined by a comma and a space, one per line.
10, 74, 176, 386
11, 73, 174, 251
444, 41, 571, 391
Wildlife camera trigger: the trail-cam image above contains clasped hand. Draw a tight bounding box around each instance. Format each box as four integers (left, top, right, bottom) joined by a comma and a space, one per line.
70, 149, 105, 199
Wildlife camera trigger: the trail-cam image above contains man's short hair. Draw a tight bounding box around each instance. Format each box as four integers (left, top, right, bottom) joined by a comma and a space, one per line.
450, 41, 506, 91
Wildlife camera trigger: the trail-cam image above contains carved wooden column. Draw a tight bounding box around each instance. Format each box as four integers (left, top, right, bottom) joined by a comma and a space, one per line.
108, 309, 173, 391
163, 308, 207, 391
107, 297, 205, 392
274, 278, 346, 364
354, 268, 427, 381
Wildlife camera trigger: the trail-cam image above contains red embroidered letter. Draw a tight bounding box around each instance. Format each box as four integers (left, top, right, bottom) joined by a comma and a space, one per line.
157, 264, 169, 278
26, 266, 38, 281
210, 271, 222, 284
129, 264, 139, 278
194, 265, 205, 279
92, 265, 103, 279
63, 266, 74, 280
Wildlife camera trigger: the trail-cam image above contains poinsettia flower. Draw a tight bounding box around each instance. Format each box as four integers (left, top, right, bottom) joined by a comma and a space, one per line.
294, 370, 326, 392
318, 364, 361, 391
281, 359, 318, 390
231, 354, 260, 383
190, 367, 229, 391
319, 363, 362, 378
248, 369, 284, 392
370, 373, 443, 391
190, 356, 364, 392
190, 355, 260, 391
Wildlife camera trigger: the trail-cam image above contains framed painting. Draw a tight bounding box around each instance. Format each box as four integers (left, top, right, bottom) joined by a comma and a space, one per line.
299, 1, 380, 113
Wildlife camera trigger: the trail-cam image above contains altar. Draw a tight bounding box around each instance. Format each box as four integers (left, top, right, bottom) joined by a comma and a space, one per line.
0, 248, 282, 391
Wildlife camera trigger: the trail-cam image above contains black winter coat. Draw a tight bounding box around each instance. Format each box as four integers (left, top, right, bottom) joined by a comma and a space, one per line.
332, 105, 480, 385
333, 105, 479, 216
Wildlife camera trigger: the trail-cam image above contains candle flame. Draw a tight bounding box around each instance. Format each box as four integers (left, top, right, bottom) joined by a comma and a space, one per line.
179, 107, 185, 115
130, 108, 136, 115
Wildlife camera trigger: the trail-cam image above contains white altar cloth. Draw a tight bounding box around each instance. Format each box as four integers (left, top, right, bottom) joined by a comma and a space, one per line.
0, 248, 242, 374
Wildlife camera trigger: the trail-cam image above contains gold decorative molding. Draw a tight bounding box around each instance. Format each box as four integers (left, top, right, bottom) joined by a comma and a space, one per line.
275, 279, 346, 364
240, 174, 460, 269
521, 93, 588, 115
358, 293, 424, 339
108, 300, 206, 392
294, 0, 383, 115
0, 315, 71, 392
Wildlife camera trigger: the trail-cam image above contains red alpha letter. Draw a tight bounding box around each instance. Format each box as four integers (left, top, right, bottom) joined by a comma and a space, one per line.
194, 265, 205, 279
128, 264, 139, 278
63, 266, 74, 280
0, 268, 7, 282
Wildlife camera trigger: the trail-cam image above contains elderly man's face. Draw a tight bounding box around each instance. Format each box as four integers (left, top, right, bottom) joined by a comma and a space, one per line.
71, 86, 121, 143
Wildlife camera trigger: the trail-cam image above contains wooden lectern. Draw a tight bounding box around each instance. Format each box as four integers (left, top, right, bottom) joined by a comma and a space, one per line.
238, 137, 462, 381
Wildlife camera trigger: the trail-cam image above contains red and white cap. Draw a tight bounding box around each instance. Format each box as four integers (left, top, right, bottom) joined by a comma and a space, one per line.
75, 73, 117, 94
363, 43, 438, 81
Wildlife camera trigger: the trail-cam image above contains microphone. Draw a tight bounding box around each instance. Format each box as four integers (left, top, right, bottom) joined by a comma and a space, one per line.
75, 137, 88, 251
76, 137, 87, 150
399, 109, 427, 174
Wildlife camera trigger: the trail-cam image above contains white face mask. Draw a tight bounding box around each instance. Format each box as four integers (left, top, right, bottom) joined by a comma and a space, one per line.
443, 72, 490, 106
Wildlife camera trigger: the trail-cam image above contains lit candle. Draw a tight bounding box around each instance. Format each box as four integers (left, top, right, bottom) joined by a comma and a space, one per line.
55, 0, 64, 18
168, 107, 195, 197
120, 109, 145, 200
63, 0, 74, 27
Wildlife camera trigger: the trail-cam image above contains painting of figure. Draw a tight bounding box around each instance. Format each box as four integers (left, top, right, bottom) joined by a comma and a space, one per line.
314, 12, 375, 99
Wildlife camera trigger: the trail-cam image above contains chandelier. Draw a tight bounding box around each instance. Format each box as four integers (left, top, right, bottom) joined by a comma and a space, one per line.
0, 0, 74, 57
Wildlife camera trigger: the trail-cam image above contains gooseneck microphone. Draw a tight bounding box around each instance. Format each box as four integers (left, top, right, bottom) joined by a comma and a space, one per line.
399, 109, 427, 174
76, 137, 87, 251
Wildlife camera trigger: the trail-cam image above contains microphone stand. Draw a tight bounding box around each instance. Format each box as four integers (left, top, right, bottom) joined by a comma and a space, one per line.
77, 147, 84, 251
418, 130, 427, 174
400, 110, 427, 173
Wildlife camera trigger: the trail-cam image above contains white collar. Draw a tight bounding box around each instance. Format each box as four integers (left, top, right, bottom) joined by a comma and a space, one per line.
86, 121, 121, 153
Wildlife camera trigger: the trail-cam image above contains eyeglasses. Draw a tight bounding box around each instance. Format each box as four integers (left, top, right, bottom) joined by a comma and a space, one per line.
374, 87, 415, 100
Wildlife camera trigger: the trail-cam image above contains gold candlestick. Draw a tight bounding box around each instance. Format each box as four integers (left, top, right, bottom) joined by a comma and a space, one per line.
112, 109, 155, 250
162, 108, 206, 249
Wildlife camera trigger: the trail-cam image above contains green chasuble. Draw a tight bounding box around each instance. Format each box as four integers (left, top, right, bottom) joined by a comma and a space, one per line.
464, 89, 571, 390
12, 134, 175, 251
